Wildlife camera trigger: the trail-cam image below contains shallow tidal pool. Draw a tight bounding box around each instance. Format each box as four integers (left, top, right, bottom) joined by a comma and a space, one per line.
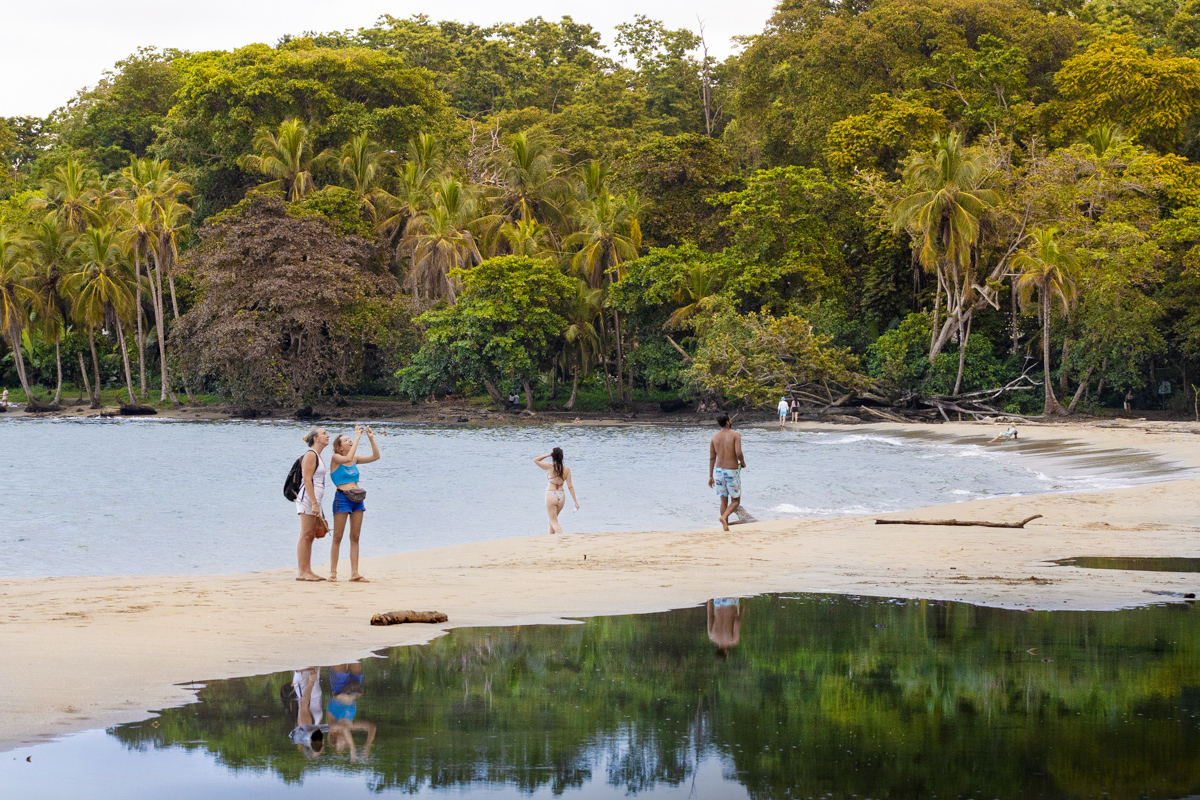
5, 593, 1200, 799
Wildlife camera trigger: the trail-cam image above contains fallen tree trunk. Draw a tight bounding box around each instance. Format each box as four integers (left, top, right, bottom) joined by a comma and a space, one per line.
874, 514, 1042, 529
119, 403, 158, 416
370, 610, 448, 626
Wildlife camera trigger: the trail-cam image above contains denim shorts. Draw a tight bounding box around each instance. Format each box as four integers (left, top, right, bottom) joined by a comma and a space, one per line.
333, 490, 366, 514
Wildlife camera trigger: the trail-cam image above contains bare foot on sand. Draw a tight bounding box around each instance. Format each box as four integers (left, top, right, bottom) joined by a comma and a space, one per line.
350, 575, 370, 583
328, 572, 337, 582
296, 573, 326, 582
720, 515, 730, 532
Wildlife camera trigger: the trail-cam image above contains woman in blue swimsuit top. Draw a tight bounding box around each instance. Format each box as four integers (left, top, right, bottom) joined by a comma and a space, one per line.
328, 425, 381, 582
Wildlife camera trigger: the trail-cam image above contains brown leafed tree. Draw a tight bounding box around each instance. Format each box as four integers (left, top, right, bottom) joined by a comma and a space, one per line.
171, 197, 399, 407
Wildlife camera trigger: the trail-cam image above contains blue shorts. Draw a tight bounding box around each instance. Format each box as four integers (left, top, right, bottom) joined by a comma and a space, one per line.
713, 468, 741, 499
333, 490, 366, 515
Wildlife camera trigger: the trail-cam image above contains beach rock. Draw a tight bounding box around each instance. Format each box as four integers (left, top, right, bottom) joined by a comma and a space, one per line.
119, 403, 158, 416
370, 610, 448, 626
99, 407, 120, 417
294, 406, 317, 420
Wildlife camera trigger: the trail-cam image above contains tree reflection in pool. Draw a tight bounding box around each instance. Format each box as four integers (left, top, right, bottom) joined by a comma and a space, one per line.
95, 594, 1200, 797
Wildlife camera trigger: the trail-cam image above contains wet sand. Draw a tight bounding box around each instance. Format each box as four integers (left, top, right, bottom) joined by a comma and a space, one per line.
2, 419, 1199, 750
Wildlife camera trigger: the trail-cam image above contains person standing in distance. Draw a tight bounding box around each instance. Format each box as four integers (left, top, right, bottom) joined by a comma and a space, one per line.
777, 396, 789, 428
708, 414, 746, 531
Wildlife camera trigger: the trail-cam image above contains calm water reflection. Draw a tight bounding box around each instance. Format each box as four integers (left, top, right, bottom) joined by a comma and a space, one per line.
6, 593, 1200, 799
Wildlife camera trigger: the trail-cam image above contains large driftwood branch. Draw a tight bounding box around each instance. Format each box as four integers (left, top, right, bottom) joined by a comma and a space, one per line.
874, 514, 1043, 529
370, 610, 448, 625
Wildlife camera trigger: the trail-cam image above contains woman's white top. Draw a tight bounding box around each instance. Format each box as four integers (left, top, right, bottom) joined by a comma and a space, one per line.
294, 449, 327, 515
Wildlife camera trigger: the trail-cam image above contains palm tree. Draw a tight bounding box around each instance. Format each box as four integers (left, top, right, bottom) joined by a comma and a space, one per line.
563, 180, 645, 403
377, 135, 442, 254
26, 216, 74, 404
891, 132, 999, 376
0, 222, 38, 402
118, 194, 156, 396
498, 218, 552, 257
64, 226, 139, 405
240, 118, 318, 201
488, 131, 568, 229
1083, 123, 1125, 159
33, 158, 102, 233
1012, 226, 1078, 415
328, 133, 391, 222
665, 262, 722, 330
400, 178, 482, 303
560, 280, 603, 411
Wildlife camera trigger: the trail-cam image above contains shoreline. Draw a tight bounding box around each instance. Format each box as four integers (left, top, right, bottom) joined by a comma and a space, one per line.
3, 418, 1200, 751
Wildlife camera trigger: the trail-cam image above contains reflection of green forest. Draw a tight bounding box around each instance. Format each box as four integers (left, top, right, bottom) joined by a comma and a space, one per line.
111, 595, 1200, 798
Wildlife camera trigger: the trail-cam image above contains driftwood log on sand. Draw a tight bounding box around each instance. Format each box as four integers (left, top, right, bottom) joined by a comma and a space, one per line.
874, 514, 1043, 529
370, 610, 448, 626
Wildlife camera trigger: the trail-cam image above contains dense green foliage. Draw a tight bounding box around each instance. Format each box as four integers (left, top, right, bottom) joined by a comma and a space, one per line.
4, 0, 1200, 413
111, 595, 1200, 798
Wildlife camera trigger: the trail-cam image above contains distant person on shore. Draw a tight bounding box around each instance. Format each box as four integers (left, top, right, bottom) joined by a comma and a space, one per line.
707, 597, 745, 659
790, 397, 800, 423
295, 427, 329, 582
986, 426, 1018, 445
329, 426, 380, 582
534, 447, 579, 534
709, 414, 746, 531
1, 387, 7, 409
1124, 389, 1134, 411
777, 396, 789, 427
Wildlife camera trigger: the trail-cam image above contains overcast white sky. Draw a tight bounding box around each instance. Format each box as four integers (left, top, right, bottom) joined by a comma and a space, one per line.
1, 0, 777, 118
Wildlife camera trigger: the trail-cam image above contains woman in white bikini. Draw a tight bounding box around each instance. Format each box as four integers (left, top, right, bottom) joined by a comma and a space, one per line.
534, 447, 579, 535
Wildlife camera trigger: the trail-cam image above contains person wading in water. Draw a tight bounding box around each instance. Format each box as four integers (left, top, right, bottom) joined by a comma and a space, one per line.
708, 414, 746, 531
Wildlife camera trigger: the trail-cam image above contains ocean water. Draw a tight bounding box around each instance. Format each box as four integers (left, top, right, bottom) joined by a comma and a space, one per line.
0, 418, 1187, 578
5, 593, 1200, 798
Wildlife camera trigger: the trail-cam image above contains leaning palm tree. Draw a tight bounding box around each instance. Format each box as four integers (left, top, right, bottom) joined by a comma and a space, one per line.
1012, 227, 1078, 416
33, 158, 102, 233
0, 222, 38, 403
891, 131, 999, 371
239, 118, 318, 201
400, 178, 483, 303
64, 226, 139, 405
560, 280, 603, 411
26, 216, 75, 404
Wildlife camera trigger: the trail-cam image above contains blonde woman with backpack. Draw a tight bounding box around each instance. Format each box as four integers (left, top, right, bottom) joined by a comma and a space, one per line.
293, 427, 330, 581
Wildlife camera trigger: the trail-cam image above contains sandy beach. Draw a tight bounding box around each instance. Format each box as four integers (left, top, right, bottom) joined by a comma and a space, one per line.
3, 419, 1199, 751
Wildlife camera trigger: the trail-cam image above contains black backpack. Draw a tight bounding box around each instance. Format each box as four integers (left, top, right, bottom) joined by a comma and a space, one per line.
283, 452, 312, 501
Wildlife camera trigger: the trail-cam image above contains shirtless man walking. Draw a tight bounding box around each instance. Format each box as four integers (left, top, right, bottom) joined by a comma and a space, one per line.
708, 414, 746, 531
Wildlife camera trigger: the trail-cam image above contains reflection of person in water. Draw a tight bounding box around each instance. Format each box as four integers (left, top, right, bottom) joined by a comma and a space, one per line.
327, 662, 376, 762
288, 667, 327, 758
707, 597, 745, 659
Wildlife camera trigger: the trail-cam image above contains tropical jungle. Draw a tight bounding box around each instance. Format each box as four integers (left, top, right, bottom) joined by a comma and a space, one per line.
3, 0, 1200, 417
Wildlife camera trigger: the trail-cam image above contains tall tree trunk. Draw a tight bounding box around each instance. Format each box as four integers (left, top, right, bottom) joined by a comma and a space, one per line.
564, 366, 579, 411
168, 272, 181, 319
1042, 291, 1062, 414
114, 316, 135, 405
135, 250, 147, 397
53, 335, 63, 405
6, 323, 35, 402
1059, 339, 1070, 394
87, 327, 102, 408
149, 259, 175, 403
929, 271, 943, 362
1010, 279, 1020, 355
522, 377, 535, 411
481, 378, 506, 406
78, 351, 93, 406
1067, 367, 1092, 414
1096, 357, 1108, 401
613, 310, 625, 406
596, 315, 614, 403
952, 314, 972, 396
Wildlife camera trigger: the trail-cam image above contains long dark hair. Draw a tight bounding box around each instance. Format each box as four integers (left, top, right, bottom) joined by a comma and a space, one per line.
551, 447, 564, 479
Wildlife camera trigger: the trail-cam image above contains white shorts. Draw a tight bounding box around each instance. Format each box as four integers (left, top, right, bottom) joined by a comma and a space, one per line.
295, 487, 325, 516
